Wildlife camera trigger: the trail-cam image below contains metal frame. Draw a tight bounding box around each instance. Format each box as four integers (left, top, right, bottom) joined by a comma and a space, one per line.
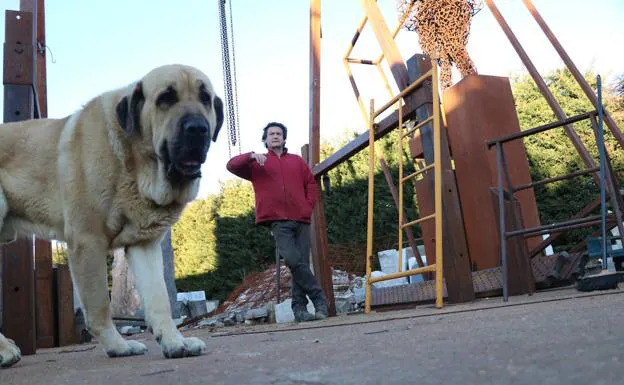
343, 1, 415, 126
365, 62, 444, 312
487, 108, 624, 301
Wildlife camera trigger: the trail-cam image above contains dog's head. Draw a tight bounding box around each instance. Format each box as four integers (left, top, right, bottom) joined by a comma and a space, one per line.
115, 64, 224, 184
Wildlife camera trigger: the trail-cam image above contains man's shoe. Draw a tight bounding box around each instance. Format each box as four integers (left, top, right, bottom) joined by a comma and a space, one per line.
313, 299, 329, 320
293, 309, 316, 323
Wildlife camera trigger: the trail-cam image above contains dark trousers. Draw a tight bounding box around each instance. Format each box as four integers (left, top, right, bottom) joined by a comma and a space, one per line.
271, 220, 325, 311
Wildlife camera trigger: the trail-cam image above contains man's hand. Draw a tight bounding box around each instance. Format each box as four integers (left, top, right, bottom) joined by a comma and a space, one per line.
251, 152, 267, 166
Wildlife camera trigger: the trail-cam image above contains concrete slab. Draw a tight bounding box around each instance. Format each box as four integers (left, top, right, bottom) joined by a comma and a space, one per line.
2, 287, 623, 385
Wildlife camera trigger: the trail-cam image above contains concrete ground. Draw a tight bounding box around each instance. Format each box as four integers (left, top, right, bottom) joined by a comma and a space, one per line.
2, 286, 624, 385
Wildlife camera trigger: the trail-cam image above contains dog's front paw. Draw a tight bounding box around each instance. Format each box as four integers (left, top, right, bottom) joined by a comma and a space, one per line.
0, 337, 21, 368
105, 340, 148, 358
160, 336, 206, 358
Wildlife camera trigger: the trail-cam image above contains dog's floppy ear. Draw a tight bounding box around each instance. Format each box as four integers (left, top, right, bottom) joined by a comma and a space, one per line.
116, 82, 145, 137
212, 96, 224, 143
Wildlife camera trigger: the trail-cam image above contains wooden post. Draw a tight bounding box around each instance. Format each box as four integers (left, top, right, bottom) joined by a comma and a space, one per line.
14, 0, 55, 349
2, 8, 39, 356
308, 0, 335, 316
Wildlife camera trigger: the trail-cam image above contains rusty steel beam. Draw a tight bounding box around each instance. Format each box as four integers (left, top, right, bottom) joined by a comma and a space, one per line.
522, 0, 624, 150
308, 0, 336, 317
360, 0, 409, 91
485, 0, 597, 173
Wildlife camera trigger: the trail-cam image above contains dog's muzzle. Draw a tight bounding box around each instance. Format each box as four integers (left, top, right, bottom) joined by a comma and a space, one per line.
164, 114, 211, 181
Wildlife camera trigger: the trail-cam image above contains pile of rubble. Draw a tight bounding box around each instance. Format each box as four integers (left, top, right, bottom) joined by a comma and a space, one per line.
185, 266, 366, 330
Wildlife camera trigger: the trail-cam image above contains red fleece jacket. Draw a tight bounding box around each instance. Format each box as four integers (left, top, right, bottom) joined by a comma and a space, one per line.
226, 149, 317, 225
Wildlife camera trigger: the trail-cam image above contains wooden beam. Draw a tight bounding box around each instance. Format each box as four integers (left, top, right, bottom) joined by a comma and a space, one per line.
18, 0, 55, 349
312, 95, 425, 177
308, 0, 336, 316
2, 8, 39, 356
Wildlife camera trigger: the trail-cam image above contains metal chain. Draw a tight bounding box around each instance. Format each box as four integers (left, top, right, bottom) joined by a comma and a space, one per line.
218, 0, 238, 158
228, 0, 242, 155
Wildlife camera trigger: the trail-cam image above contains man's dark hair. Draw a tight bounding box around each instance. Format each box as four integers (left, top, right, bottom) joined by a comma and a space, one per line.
262, 122, 288, 148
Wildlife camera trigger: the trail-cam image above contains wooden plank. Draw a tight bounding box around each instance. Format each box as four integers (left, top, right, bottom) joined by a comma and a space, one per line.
443, 74, 542, 269
54, 264, 75, 346
1, 237, 36, 355
35, 238, 54, 348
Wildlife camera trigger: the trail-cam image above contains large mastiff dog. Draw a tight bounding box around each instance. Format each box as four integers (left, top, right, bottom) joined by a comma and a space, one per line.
0, 64, 223, 368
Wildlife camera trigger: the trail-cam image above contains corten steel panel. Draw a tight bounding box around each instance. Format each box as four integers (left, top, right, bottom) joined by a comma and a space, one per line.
35, 238, 54, 348
55, 265, 76, 346
443, 75, 542, 270
1, 237, 36, 355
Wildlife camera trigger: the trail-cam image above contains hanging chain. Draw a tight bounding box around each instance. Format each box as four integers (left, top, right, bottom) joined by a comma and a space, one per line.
227, 0, 242, 155
218, 0, 239, 158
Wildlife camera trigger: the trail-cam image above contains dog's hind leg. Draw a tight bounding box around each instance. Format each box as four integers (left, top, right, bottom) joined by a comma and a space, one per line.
67, 235, 147, 358
126, 239, 206, 358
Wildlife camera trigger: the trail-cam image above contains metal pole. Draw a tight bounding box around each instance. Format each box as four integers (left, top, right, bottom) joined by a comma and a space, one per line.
432, 61, 443, 309
597, 76, 607, 270
397, 102, 404, 273
365, 98, 375, 313
496, 142, 508, 302
275, 245, 280, 304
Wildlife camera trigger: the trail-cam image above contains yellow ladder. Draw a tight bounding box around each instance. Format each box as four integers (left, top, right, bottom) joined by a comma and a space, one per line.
365, 61, 444, 312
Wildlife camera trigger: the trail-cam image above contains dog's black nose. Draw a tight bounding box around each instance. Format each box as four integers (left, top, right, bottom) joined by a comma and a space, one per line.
181, 114, 209, 136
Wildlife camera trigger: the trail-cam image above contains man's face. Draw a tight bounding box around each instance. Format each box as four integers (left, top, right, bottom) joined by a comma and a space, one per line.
266, 126, 285, 149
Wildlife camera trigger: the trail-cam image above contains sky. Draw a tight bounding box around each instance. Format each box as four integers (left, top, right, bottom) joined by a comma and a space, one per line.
1, 0, 622, 198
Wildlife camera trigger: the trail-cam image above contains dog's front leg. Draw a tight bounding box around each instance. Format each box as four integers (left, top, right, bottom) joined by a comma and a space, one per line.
126, 239, 206, 358
68, 237, 147, 357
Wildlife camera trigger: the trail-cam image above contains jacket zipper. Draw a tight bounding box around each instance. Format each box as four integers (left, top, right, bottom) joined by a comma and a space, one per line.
279, 153, 287, 220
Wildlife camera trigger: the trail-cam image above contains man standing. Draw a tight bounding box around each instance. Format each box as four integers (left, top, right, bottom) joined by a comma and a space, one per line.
226, 122, 329, 322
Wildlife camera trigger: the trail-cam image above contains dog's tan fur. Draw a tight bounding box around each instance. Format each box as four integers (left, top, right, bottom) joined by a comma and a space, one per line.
0, 64, 223, 367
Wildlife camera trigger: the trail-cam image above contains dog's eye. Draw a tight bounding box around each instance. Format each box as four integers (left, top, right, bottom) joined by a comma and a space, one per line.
199, 90, 212, 106
156, 87, 178, 108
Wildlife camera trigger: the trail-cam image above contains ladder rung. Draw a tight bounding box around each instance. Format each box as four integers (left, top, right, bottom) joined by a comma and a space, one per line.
369, 264, 437, 283
401, 213, 436, 229
402, 116, 433, 139
401, 163, 434, 183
